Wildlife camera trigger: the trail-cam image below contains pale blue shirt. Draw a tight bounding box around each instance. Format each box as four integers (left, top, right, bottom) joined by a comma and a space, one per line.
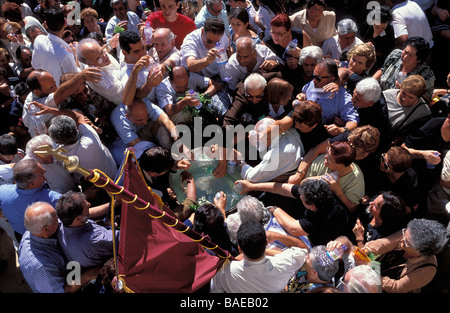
302, 81, 359, 125
194, 2, 229, 36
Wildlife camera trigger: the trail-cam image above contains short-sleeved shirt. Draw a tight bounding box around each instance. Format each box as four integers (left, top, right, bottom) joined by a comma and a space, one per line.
302, 81, 359, 125
180, 28, 229, 79
146, 11, 197, 49
194, 2, 229, 35
110, 99, 163, 146
321, 34, 364, 61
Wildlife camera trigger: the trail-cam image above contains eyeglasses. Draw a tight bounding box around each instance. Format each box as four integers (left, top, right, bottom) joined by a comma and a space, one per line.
312, 73, 332, 82
245, 93, 264, 100
381, 153, 389, 170
269, 30, 288, 37
204, 37, 220, 45
402, 228, 410, 248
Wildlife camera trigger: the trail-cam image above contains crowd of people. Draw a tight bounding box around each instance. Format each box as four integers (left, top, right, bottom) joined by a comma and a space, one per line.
0, 0, 449, 294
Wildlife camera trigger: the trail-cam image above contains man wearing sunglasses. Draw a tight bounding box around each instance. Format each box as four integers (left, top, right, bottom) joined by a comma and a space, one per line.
181, 17, 230, 80
300, 58, 359, 137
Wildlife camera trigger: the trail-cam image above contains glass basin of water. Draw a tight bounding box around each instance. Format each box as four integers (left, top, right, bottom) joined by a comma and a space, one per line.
169, 157, 244, 210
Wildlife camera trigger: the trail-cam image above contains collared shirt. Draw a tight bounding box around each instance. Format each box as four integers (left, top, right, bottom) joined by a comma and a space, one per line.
194, 2, 229, 35
302, 81, 359, 125
57, 219, 119, 268
79, 54, 123, 105
241, 128, 304, 183
0, 184, 61, 235
156, 73, 209, 110
321, 34, 364, 61
105, 11, 141, 40
226, 44, 283, 90
58, 124, 118, 182
22, 92, 58, 138
31, 33, 78, 86
210, 246, 307, 293
110, 99, 163, 146
180, 28, 229, 79
120, 61, 158, 104
147, 46, 182, 79
18, 231, 68, 293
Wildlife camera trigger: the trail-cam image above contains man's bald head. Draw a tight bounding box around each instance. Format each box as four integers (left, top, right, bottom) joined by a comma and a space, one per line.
77, 38, 110, 67
24, 202, 58, 237
152, 28, 176, 59
125, 99, 150, 127
169, 66, 189, 93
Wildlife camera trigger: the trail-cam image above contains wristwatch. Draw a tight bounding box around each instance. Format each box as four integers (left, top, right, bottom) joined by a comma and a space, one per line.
343, 126, 349, 133
239, 160, 246, 167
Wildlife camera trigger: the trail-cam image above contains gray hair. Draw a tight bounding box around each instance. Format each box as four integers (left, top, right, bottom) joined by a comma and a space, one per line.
244, 73, 267, 91
309, 245, 339, 282
13, 158, 40, 189
236, 195, 270, 225
24, 201, 55, 234
76, 38, 101, 64
408, 218, 446, 256
225, 213, 242, 244
299, 45, 324, 65
48, 115, 79, 146
345, 265, 382, 293
337, 18, 358, 35
205, 0, 221, 7
355, 77, 382, 103
154, 28, 176, 43
26, 134, 54, 160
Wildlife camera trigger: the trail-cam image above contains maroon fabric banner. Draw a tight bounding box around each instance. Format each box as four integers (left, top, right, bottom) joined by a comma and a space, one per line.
116, 151, 227, 293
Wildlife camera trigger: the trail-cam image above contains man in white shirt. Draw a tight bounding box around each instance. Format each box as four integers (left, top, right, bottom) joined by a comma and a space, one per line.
31, 7, 78, 87
321, 18, 363, 61
147, 28, 182, 78
388, 0, 434, 48
210, 220, 307, 293
77, 38, 123, 105
180, 17, 229, 79
236, 117, 304, 183
226, 36, 283, 90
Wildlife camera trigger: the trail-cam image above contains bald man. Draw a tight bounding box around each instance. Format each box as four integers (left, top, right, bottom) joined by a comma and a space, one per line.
147, 28, 182, 78
77, 38, 124, 105
18, 202, 100, 293
226, 36, 282, 90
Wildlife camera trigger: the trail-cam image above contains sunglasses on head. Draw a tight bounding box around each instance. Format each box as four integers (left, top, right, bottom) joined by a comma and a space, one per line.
312, 73, 332, 82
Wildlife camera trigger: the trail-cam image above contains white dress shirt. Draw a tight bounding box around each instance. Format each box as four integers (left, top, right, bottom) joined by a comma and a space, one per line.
31, 33, 78, 86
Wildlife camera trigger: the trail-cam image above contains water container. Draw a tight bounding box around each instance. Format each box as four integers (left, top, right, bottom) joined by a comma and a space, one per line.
427, 152, 440, 169
28, 104, 47, 135
326, 244, 347, 261
148, 56, 159, 75
282, 39, 297, 60
227, 160, 237, 175
144, 22, 153, 45
215, 42, 232, 82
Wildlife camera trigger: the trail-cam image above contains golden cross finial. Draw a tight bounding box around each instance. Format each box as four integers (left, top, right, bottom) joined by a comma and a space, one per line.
34, 144, 91, 177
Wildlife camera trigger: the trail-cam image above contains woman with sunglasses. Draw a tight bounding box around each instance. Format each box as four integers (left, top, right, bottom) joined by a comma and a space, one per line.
362, 218, 445, 293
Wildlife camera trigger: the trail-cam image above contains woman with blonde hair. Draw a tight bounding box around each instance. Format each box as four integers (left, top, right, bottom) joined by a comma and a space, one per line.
339, 42, 377, 94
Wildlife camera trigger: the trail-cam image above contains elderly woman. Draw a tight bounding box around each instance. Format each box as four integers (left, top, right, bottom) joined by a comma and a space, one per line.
321, 18, 363, 61
363, 218, 446, 293
374, 36, 435, 101
264, 77, 293, 119
298, 45, 324, 85
384, 75, 432, 139
339, 43, 377, 94
79, 7, 107, 39
290, 0, 337, 47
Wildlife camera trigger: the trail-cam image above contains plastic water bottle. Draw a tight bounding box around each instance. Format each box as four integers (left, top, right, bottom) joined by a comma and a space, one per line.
234, 181, 244, 193
148, 56, 159, 75
188, 89, 203, 109
214, 192, 222, 200
215, 42, 232, 82
282, 38, 297, 60
292, 99, 301, 108
427, 152, 440, 169
396, 71, 406, 85
327, 244, 347, 261
27, 103, 47, 135
144, 22, 153, 45
227, 160, 237, 175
